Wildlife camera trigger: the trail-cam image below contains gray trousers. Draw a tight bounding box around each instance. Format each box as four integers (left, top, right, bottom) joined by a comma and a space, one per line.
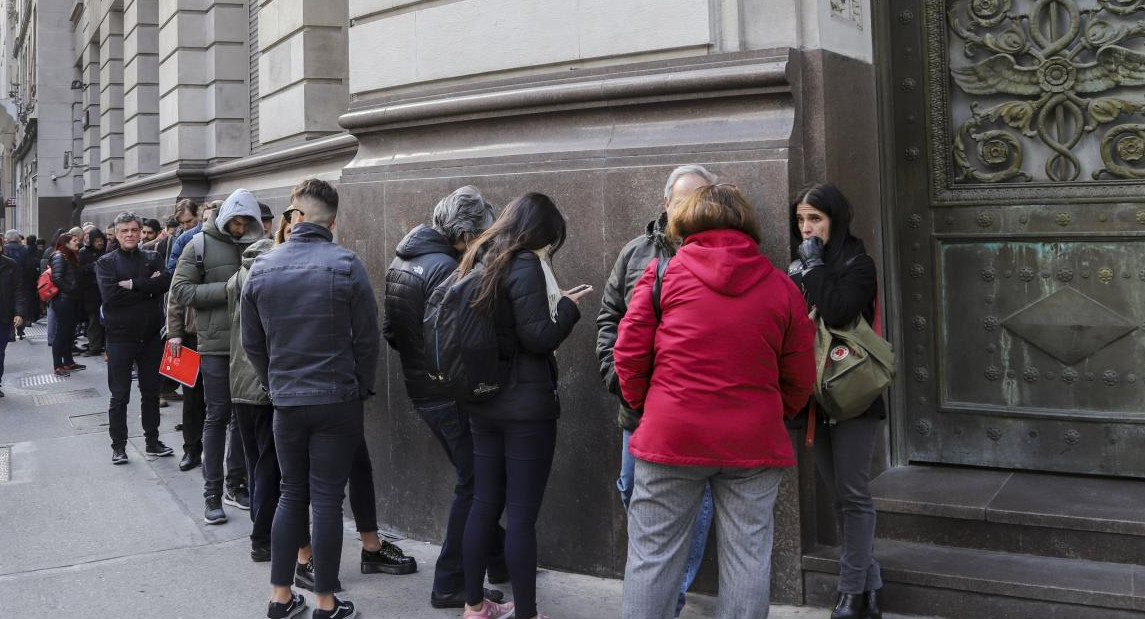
623, 459, 783, 619
813, 411, 883, 594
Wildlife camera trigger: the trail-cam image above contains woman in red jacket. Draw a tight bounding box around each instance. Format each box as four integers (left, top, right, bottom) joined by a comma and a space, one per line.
615, 184, 816, 619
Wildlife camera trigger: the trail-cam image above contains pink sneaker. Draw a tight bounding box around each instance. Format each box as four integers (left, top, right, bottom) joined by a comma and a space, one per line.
463, 599, 515, 619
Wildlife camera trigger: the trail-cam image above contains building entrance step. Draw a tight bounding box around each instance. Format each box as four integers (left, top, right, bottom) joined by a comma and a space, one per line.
803, 540, 1145, 619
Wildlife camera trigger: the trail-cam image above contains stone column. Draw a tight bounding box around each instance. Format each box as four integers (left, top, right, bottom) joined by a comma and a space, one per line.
82, 42, 102, 191
124, 0, 160, 179
99, 8, 125, 186
158, 0, 249, 166
256, 0, 347, 146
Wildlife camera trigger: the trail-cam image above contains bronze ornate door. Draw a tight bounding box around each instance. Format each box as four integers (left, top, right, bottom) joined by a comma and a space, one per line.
886, 0, 1145, 477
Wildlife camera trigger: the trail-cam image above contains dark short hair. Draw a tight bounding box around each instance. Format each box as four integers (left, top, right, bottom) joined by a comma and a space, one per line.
290, 179, 338, 225
163, 216, 179, 229
142, 218, 161, 232
667, 184, 760, 244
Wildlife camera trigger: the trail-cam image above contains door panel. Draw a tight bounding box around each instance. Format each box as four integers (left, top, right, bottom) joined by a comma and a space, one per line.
889, 0, 1145, 476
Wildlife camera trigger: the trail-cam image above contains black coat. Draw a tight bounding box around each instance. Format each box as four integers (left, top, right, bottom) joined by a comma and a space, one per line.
78, 230, 107, 312
0, 254, 31, 326
790, 235, 884, 418
462, 251, 580, 422
95, 247, 172, 343
49, 251, 81, 301
382, 225, 460, 400
595, 212, 673, 431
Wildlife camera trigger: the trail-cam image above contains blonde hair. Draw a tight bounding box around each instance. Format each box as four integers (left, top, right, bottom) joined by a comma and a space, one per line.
667, 184, 761, 244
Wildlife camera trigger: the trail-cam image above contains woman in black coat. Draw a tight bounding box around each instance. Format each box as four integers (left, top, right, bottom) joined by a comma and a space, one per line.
788, 183, 883, 619
456, 193, 592, 619
49, 234, 85, 375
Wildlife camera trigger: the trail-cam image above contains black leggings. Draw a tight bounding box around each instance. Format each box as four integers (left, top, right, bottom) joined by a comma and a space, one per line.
51, 298, 77, 368
463, 416, 557, 618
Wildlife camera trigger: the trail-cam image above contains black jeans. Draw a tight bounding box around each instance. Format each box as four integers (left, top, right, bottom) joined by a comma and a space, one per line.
235, 403, 278, 547
0, 327, 10, 384
463, 415, 557, 618
85, 306, 104, 352
200, 355, 245, 498
180, 335, 205, 455
51, 298, 78, 368
270, 400, 362, 594
415, 398, 506, 595
107, 333, 163, 449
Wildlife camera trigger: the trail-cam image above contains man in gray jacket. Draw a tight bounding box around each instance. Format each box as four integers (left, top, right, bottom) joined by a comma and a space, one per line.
242, 179, 379, 619
170, 189, 264, 524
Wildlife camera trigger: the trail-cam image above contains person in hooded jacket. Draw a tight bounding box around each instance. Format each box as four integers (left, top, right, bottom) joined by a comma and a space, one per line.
614, 184, 816, 619
788, 183, 885, 619
596, 165, 718, 618
0, 247, 31, 395
4, 231, 29, 340
457, 193, 591, 619
171, 189, 262, 525
382, 186, 509, 609
49, 234, 85, 375
78, 228, 107, 356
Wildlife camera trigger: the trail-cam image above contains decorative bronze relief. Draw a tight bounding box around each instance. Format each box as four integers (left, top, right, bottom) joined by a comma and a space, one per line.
946, 0, 1145, 183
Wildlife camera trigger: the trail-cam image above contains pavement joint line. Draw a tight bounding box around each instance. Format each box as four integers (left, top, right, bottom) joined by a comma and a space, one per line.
0, 536, 248, 583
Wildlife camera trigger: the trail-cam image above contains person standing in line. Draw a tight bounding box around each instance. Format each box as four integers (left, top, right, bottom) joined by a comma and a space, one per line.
140, 219, 161, 244
168, 199, 218, 274
49, 234, 85, 376
788, 183, 885, 619
458, 193, 591, 619
25, 234, 43, 326
615, 184, 816, 619
0, 247, 31, 396
596, 165, 718, 618
258, 203, 275, 239
95, 213, 175, 465
4, 230, 29, 340
78, 229, 108, 357
167, 283, 207, 472
257, 210, 415, 588
171, 190, 261, 524
242, 179, 379, 619
382, 186, 509, 609
41, 229, 65, 350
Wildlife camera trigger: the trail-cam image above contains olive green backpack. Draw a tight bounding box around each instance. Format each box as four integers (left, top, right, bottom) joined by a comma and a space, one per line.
810, 305, 896, 422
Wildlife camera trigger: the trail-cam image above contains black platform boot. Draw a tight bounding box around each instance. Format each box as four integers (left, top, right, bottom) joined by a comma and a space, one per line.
831, 593, 864, 619
863, 589, 883, 619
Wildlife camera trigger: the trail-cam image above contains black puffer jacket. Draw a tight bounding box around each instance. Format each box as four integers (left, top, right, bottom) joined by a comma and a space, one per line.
78, 230, 107, 313
595, 212, 674, 431
382, 225, 460, 400
0, 254, 31, 326
49, 251, 81, 301
463, 251, 580, 422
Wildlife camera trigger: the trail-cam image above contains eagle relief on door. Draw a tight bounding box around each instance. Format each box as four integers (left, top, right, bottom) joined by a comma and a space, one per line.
895, 0, 1145, 476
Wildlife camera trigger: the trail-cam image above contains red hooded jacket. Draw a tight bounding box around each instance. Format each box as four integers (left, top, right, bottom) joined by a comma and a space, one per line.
613, 228, 816, 468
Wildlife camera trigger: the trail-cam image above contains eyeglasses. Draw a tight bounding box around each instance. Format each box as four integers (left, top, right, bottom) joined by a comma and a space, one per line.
282, 207, 304, 223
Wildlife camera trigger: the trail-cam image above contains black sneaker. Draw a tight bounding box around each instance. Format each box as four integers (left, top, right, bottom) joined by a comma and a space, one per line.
145, 440, 174, 457
111, 447, 128, 465
204, 496, 227, 524
223, 485, 251, 510
294, 559, 342, 592
312, 596, 356, 619
251, 541, 271, 563
430, 587, 505, 609
266, 591, 307, 619
361, 540, 417, 575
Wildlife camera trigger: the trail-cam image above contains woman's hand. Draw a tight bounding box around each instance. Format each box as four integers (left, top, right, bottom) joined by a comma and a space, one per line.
562, 284, 594, 305
797, 237, 825, 270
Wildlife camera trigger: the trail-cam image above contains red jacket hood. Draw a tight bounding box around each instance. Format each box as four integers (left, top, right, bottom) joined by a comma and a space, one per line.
677, 229, 772, 296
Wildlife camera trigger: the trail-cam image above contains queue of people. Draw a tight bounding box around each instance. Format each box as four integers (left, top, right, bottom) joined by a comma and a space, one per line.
1, 164, 882, 619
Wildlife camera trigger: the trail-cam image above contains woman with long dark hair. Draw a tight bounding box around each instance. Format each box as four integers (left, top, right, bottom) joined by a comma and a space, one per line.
788, 183, 884, 619
457, 193, 591, 619
49, 233, 85, 376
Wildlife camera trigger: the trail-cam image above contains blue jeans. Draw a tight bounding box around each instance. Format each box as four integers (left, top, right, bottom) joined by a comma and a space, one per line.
619, 429, 714, 617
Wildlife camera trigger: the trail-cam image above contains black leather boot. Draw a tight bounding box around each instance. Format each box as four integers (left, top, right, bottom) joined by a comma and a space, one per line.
830, 593, 864, 619
864, 589, 883, 619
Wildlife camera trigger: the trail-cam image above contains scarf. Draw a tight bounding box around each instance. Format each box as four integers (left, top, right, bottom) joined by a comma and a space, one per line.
535, 249, 562, 321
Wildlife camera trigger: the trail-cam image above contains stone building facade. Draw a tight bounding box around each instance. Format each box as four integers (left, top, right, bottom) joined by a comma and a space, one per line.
12, 1, 1143, 617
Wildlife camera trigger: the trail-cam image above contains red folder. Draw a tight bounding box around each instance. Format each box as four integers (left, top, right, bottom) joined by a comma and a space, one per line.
159, 341, 201, 388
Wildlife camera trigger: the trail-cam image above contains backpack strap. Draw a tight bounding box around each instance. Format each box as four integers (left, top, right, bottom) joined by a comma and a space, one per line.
192, 232, 205, 273
652, 257, 670, 321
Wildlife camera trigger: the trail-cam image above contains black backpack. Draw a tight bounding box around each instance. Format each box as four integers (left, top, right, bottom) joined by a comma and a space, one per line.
422, 264, 509, 402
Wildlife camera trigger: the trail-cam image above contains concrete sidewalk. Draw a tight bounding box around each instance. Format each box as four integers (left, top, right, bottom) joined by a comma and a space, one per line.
0, 321, 923, 618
